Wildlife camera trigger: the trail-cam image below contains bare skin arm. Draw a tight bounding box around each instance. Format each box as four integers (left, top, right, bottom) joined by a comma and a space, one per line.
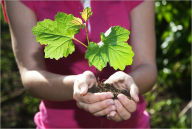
106, 0, 157, 121
129, 0, 157, 94
5, 1, 76, 101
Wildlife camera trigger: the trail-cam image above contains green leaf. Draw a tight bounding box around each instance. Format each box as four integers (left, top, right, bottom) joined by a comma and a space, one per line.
32, 12, 80, 60
85, 42, 108, 71
85, 26, 134, 71
72, 17, 84, 28
80, 7, 93, 22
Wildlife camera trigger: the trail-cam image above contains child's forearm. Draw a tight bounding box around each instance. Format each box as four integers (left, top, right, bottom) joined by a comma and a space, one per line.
5, 1, 78, 102
130, 63, 157, 94
21, 68, 79, 101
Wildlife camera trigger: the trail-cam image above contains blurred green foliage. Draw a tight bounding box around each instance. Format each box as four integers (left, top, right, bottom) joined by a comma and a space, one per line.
1, 1, 191, 128
144, 0, 191, 128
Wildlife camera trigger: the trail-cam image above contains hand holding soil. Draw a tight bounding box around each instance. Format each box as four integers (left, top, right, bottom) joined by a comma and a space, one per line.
73, 70, 139, 121
104, 71, 139, 102
105, 71, 139, 122
73, 71, 116, 117
88, 71, 139, 122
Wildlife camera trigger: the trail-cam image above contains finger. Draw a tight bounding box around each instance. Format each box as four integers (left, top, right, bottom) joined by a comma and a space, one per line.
74, 72, 96, 98
89, 81, 96, 89
108, 111, 123, 122
73, 77, 87, 93
79, 80, 94, 96
76, 102, 82, 109
73, 80, 82, 100
81, 76, 97, 95
130, 84, 139, 102
114, 100, 131, 120
104, 74, 117, 84
115, 72, 125, 82
93, 105, 116, 117
112, 72, 125, 82
83, 71, 95, 79
79, 92, 114, 104
83, 71, 97, 84
115, 82, 127, 90
78, 99, 114, 114
108, 111, 116, 117
75, 82, 88, 96
113, 82, 120, 90
107, 111, 115, 120
117, 94, 137, 113
87, 77, 97, 87
107, 114, 112, 120
80, 84, 88, 96
104, 79, 111, 84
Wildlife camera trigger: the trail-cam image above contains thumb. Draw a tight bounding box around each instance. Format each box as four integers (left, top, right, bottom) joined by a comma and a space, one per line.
130, 84, 139, 102
80, 84, 88, 96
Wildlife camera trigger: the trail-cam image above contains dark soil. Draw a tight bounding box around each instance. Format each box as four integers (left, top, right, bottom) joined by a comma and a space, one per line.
88, 83, 131, 99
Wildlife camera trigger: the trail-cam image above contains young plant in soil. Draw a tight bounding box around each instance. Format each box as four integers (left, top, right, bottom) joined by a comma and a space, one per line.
32, 7, 134, 99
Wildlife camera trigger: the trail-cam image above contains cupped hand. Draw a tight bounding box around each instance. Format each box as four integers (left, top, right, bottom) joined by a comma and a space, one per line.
104, 71, 139, 122
73, 71, 116, 116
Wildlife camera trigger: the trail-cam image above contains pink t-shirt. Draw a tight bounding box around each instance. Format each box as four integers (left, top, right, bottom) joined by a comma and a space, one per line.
2, 0, 150, 128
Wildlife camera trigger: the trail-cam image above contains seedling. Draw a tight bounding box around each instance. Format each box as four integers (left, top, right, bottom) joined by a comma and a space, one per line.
32, 7, 134, 99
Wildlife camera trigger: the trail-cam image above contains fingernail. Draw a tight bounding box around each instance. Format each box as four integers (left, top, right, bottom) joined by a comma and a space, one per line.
136, 96, 139, 102
80, 86, 86, 94
110, 111, 116, 117
110, 105, 116, 111
107, 92, 114, 98
107, 100, 114, 105
117, 94, 124, 100
107, 114, 111, 120
134, 90, 139, 102
114, 100, 119, 107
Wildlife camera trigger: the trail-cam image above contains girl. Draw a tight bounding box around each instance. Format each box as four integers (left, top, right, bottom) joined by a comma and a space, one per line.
2, 0, 157, 128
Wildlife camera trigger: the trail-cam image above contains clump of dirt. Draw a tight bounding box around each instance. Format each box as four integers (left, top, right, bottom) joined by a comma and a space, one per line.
88, 83, 130, 99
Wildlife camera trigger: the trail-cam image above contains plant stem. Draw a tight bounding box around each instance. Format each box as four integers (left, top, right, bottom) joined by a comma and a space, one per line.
84, 23, 90, 44
73, 38, 88, 48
